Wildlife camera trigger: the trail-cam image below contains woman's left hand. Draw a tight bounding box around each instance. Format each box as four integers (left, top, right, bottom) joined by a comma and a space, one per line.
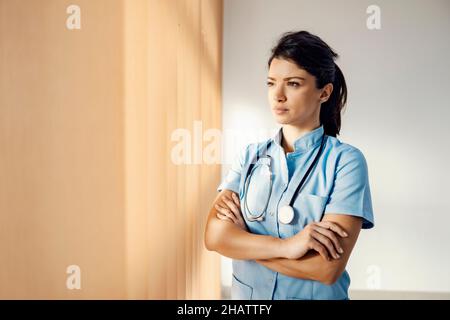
215, 192, 247, 231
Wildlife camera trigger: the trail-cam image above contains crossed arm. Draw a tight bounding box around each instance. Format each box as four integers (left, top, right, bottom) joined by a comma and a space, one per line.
204, 189, 362, 285
255, 213, 362, 284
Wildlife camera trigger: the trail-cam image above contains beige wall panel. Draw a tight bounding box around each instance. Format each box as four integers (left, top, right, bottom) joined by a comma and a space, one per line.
0, 0, 222, 299
0, 0, 126, 299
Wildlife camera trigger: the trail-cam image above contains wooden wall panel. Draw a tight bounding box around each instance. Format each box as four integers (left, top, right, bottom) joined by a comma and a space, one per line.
0, 0, 126, 299
141, 0, 223, 300
0, 0, 222, 299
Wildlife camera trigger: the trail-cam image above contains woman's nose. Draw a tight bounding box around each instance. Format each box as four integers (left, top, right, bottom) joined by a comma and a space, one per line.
274, 89, 286, 102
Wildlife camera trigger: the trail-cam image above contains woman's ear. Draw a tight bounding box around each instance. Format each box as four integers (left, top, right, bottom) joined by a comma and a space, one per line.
320, 83, 333, 103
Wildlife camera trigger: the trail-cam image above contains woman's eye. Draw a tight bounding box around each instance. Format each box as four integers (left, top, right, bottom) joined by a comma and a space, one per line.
287, 81, 300, 87
266, 81, 273, 86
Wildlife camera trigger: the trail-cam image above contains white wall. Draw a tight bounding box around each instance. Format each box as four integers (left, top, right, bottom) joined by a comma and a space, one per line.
221, 0, 450, 295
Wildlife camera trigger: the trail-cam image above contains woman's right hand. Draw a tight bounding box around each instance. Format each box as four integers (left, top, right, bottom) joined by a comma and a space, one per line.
282, 221, 348, 261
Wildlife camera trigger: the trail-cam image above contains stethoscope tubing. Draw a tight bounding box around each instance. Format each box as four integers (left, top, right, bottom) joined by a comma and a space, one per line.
242, 134, 327, 222
242, 156, 273, 221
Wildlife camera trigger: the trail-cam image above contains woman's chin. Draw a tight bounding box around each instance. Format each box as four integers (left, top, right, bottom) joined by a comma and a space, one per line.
272, 114, 292, 124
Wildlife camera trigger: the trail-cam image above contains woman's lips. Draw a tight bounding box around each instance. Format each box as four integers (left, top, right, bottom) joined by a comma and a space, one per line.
273, 108, 289, 115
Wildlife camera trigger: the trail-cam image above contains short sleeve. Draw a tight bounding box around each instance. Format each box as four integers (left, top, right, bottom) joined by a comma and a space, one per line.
324, 147, 375, 229
217, 144, 249, 194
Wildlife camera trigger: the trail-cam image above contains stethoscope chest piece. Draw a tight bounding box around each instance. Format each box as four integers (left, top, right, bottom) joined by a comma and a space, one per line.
278, 205, 294, 224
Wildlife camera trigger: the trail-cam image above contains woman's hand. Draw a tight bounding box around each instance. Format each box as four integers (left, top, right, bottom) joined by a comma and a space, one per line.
282, 221, 348, 261
214, 192, 247, 231
213, 192, 347, 261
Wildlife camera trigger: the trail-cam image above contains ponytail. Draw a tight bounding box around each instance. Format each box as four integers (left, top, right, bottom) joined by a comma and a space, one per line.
320, 63, 347, 137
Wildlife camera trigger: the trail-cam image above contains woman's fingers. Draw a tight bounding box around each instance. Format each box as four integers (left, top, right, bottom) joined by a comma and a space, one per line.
312, 225, 344, 255
214, 204, 237, 223
221, 196, 242, 219
310, 229, 340, 259
216, 213, 234, 223
215, 194, 247, 231
231, 192, 240, 207
216, 208, 247, 231
309, 239, 330, 261
316, 221, 348, 238
230, 193, 246, 222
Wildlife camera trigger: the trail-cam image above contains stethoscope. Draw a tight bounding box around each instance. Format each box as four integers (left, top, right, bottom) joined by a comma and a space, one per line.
242, 133, 327, 225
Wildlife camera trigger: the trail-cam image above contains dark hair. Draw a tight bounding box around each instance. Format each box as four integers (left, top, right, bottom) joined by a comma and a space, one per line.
268, 31, 347, 137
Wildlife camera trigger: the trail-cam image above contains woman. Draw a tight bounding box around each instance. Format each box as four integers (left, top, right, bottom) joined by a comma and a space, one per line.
204, 30, 374, 300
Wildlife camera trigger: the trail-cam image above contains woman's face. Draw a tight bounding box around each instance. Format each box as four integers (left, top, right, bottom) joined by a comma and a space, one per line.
267, 58, 331, 126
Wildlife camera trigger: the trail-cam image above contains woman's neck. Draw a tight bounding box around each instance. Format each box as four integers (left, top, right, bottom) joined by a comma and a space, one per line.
281, 121, 321, 154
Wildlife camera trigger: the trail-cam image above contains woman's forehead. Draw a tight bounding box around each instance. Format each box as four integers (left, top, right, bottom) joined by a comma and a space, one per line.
268, 58, 310, 78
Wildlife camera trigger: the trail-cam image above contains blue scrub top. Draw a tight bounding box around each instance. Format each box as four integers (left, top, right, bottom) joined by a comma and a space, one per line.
217, 125, 374, 300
